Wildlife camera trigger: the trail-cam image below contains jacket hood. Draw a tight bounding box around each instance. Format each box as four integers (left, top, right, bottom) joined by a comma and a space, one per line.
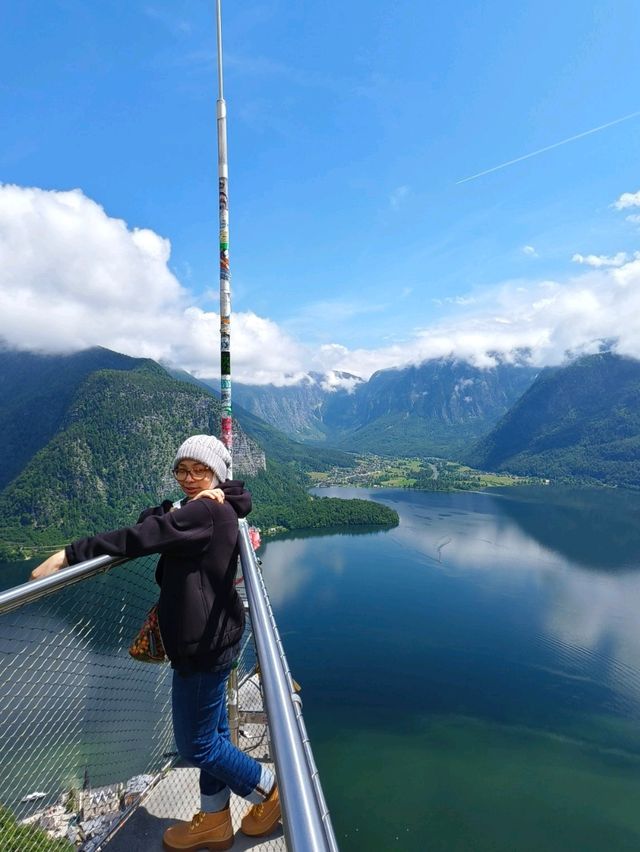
221, 479, 252, 519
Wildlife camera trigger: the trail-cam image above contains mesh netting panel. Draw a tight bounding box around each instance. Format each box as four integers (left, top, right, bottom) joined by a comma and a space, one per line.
0, 556, 272, 852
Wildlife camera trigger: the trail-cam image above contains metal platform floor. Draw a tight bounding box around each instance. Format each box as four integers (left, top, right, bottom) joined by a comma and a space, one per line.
104, 675, 285, 852
104, 766, 284, 852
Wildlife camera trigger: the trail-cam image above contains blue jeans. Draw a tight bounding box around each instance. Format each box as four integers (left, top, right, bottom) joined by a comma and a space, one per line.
172, 666, 263, 811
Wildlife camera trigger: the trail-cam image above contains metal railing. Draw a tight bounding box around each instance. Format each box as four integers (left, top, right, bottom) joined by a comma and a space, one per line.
0, 530, 338, 852
0, 553, 179, 852
238, 520, 339, 852
0, 553, 124, 614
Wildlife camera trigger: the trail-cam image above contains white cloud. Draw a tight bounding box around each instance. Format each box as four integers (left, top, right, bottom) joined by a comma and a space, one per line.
627, 214, 640, 225
445, 294, 477, 306
613, 189, 640, 210
4, 183, 640, 386
172, 308, 310, 386
318, 372, 361, 393
389, 185, 410, 209
522, 245, 538, 257
572, 251, 633, 268
0, 184, 309, 385
316, 259, 640, 377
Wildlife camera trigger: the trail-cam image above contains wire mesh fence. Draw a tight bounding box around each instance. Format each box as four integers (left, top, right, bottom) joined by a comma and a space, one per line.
0, 555, 282, 852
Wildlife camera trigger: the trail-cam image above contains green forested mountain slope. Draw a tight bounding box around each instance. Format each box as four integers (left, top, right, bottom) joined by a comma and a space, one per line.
0, 351, 396, 553
243, 459, 398, 532
332, 412, 487, 458
467, 353, 640, 487
231, 404, 358, 472
0, 364, 245, 538
0, 347, 150, 490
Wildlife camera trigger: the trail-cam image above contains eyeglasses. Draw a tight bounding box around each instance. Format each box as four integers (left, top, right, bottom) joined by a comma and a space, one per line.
173, 465, 212, 482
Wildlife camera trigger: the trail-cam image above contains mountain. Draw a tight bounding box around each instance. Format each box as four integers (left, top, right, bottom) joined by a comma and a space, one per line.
233, 359, 538, 458
0, 359, 265, 539
330, 359, 538, 456
230, 371, 364, 442
0, 347, 149, 490
163, 367, 359, 473
467, 352, 640, 487
0, 349, 396, 554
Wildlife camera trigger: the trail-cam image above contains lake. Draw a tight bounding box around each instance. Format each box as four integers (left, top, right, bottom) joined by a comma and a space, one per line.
3, 484, 640, 850
263, 486, 640, 851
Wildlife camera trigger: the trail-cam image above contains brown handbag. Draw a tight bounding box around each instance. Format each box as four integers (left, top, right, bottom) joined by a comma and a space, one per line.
128, 603, 167, 663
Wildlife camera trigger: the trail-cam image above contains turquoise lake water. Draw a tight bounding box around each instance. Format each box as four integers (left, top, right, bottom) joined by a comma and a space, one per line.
261, 486, 640, 851
3, 484, 640, 850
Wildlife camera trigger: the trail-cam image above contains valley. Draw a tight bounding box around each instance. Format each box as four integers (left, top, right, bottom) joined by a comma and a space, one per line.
309, 455, 539, 491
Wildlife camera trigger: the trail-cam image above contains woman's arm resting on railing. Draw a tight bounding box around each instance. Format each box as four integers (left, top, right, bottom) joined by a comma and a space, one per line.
28, 491, 223, 582
31, 549, 69, 580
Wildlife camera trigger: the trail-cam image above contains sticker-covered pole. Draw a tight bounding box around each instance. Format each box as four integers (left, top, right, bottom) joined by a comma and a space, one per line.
216, 2, 239, 747
216, 0, 232, 475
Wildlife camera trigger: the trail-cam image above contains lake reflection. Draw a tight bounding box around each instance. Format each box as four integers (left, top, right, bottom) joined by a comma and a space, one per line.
262, 486, 640, 851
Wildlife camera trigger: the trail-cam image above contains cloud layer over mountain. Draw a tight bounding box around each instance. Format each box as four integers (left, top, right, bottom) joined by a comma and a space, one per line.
2, 183, 640, 385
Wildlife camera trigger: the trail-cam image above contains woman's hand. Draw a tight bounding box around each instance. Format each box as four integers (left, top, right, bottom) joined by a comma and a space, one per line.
192, 488, 225, 504
31, 549, 69, 581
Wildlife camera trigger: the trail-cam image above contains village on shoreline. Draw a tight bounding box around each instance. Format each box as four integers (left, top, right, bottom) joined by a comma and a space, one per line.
19, 772, 155, 850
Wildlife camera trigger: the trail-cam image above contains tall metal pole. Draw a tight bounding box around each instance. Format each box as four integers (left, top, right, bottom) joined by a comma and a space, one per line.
216, 1, 239, 746
216, 0, 232, 476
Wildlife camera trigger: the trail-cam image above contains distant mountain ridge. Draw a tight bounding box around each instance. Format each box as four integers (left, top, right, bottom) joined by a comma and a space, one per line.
5, 345, 640, 557
467, 352, 640, 488
164, 366, 361, 472
234, 359, 538, 457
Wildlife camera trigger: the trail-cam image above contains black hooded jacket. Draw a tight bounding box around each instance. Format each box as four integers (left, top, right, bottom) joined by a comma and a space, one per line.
65, 480, 252, 670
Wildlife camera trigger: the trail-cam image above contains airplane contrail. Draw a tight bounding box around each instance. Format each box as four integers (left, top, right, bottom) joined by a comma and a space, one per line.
457, 109, 640, 185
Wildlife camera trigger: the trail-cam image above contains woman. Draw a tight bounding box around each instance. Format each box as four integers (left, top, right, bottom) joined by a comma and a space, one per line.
32, 434, 280, 851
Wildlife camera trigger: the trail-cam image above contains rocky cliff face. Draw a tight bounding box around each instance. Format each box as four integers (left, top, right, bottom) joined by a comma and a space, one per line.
233, 371, 363, 441
232, 424, 266, 477
333, 359, 538, 428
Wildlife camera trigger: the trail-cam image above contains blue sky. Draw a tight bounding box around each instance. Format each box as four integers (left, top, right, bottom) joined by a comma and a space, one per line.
1, 0, 640, 383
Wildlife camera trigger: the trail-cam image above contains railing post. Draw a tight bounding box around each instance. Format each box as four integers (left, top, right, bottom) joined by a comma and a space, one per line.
227, 664, 239, 747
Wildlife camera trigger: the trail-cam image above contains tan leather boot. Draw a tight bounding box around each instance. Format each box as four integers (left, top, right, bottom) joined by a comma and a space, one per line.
162, 807, 233, 851
240, 784, 281, 837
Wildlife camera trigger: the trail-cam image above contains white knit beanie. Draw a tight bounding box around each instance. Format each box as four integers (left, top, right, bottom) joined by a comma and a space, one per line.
173, 435, 231, 484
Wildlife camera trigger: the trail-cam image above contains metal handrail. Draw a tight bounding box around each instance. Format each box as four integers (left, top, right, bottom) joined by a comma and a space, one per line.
0, 553, 124, 615
238, 520, 339, 852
